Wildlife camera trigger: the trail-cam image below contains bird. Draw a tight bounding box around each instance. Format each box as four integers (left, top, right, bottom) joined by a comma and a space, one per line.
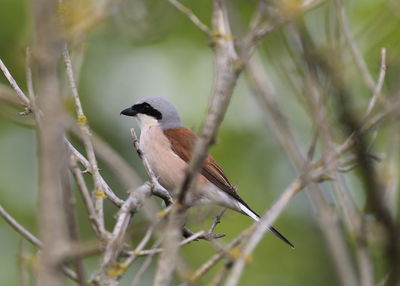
120, 96, 294, 248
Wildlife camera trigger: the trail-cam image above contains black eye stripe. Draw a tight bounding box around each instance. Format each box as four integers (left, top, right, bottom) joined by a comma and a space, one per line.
132, 102, 162, 120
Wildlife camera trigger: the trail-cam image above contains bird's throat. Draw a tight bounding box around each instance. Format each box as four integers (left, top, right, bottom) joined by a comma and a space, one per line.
136, 114, 159, 130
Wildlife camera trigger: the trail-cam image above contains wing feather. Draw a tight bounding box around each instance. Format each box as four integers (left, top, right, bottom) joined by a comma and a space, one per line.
163, 128, 295, 248
163, 128, 253, 209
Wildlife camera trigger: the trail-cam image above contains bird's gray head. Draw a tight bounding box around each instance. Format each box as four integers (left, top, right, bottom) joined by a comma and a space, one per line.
120, 96, 184, 130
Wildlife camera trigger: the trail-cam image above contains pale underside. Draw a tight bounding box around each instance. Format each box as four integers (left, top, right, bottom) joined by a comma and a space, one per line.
136, 114, 243, 211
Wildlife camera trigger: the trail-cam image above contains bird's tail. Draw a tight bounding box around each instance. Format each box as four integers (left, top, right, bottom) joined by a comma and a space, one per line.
238, 202, 295, 249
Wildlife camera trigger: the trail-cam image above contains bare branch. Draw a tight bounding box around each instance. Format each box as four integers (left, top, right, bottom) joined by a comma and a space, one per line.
334, 0, 375, 91
61, 164, 88, 285
167, 0, 211, 36
70, 157, 106, 236
1, 52, 124, 211
241, 0, 326, 60
31, 0, 70, 284
224, 180, 301, 286
90, 131, 142, 189
176, 0, 239, 205
208, 209, 225, 234
0, 204, 42, 248
365, 48, 387, 117
233, 48, 359, 286
133, 231, 205, 257
0, 58, 30, 109
58, 241, 104, 265
97, 184, 152, 284
67, 140, 124, 207
153, 1, 241, 285
123, 225, 156, 267
0, 204, 81, 282
63, 46, 106, 231
131, 241, 161, 286
185, 230, 250, 284
25, 48, 36, 105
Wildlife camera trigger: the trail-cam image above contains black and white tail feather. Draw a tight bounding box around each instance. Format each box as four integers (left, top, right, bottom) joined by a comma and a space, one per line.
238, 202, 295, 249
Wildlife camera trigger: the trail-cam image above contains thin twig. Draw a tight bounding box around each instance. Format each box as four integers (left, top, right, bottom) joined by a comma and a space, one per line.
0, 204, 80, 282
70, 158, 105, 236
25, 48, 36, 106
297, 31, 375, 286
67, 140, 124, 207
63, 46, 105, 231
58, 241, 104, 265
208, 209, 225, 234
334, 0, 375, 91
0, 204, 42, 248
241, 0, 326, 61
365, 48, 387, 117
0, 54, 124, 210
97, 184, 152, 283
61, 162, 88, 286
210, 261, 233, 286
301, 26, 399, 284
185, 230, 250, 284
234, 45, 360, 286
224, 180, 302, 286
133, 231, 205, 256
123, 225, 156, 267
0, 58, 30, 108
90, 131, 142, 189
167, 0, 211, 36
131, 240, 162, 286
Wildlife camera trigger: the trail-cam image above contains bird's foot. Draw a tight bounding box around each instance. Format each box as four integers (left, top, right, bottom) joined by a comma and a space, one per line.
182, 226, 225, 241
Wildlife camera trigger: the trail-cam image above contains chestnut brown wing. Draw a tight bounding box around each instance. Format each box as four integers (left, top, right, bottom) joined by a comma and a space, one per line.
163, 127, 252, 209
164, 128, 295, 248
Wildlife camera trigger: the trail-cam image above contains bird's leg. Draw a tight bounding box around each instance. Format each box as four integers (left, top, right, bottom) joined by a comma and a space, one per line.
181, 225, 225, 240
182, 226, 195, 238
158, 194, 226, 240
181, 208, 226, 240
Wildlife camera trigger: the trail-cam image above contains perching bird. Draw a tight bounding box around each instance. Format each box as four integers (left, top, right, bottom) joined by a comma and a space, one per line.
121, 96, 294, 248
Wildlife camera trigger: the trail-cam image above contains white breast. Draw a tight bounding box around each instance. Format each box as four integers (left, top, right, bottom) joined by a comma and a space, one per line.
137, 114, 186, 192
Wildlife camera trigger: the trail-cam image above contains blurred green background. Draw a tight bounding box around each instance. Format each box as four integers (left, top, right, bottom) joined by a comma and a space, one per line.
1, 0, 400, 285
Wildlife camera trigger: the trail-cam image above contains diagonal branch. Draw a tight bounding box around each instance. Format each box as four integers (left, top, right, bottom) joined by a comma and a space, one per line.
167, 0, 211, 37
96, 184, 152, 284
0, 204, 42, 248
0, 59, 31, 109
63, 46, 106, 231
153, 1, 241, 285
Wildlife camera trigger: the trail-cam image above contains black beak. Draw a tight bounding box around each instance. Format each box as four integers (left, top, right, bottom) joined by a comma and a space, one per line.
120, 107, 137, 117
